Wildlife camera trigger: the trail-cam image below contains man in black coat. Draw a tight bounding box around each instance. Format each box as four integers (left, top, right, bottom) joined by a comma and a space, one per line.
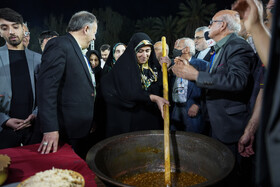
194, 26, 212, 62
172, 10, 256, 186
37, 11, 97, 158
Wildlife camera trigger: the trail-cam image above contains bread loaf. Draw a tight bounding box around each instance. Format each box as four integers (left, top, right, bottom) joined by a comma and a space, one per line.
17, 168, 85, 187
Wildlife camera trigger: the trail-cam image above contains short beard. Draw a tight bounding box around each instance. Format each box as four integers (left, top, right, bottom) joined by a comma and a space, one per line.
8, 39, 21, 47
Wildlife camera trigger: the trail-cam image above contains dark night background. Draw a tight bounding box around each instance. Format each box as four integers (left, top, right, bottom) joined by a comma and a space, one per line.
1, 0, 268, 52
0, 0, 234, 24
1, 0, 235, 22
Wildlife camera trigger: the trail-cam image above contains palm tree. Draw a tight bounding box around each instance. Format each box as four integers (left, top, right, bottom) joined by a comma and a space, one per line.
43, 13, 67, 35
135, 17, 158, 40
92, 7, 127, 48
152, 15, 180, 50
177, 0, 216, 37
118, 16, 135, 44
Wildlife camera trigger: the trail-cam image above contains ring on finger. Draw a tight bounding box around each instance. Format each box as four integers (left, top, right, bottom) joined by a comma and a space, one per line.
43, 141, 48, 146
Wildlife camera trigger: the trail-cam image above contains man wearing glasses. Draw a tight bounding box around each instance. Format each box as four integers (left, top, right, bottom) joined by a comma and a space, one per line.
172, 10, 256, 187
194, 26, 212, 62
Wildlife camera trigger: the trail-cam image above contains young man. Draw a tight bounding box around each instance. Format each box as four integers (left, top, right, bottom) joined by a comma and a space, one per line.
99, 44, 110, 68
0, 8, 41, 148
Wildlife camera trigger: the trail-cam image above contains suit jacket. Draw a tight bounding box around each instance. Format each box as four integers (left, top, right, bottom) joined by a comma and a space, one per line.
0, 45, 41, 131
196, 33, 256, 143
171, 57, 208, 126
195, 48, 212, 62
37, 33, 95, 139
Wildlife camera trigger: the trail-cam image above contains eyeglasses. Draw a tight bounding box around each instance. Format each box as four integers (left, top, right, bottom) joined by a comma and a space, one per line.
24, 31, 30, 37
209, 20, 223, 26
194, 36, 204, 40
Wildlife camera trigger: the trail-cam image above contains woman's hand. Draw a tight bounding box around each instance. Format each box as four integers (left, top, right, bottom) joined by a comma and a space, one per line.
159, 56, 171, 68
149, 94, 169, 118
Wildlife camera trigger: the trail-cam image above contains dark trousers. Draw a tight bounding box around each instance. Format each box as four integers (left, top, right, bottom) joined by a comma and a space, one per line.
0, 126, 33, 149
211, 133, 255, 187
171, 104, 204, 133
60, 132, 97, 160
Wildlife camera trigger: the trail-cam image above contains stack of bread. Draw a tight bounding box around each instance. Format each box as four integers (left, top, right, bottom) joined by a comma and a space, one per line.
0, 154, 11, 185
17, 168, 85, 187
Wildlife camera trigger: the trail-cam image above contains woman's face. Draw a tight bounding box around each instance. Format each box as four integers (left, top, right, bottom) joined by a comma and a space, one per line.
113, 44, 126, 61
136, 46, 151, 65
89, 53, 99, 68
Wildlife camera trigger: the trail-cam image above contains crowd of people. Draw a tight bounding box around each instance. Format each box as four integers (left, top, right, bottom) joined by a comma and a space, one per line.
0, 0, 279, 186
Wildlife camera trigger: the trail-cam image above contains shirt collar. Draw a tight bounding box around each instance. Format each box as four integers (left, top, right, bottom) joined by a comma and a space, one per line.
81, 48, 88, 55
201, 47, 211, 53
74, 39, 88, 55
79, 44, 88, 55
214, 33, 234, 52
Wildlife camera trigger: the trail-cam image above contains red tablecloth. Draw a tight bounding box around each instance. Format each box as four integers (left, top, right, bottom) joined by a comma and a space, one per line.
0, 143, 97, 187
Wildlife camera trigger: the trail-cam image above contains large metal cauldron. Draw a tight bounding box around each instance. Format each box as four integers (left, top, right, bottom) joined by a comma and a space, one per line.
86, 130, 234, 187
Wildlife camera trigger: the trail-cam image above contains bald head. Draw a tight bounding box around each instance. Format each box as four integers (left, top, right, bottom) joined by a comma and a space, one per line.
215, 10, 239, 17
216, 10, 241, 31
209, 10, 241, 42
154, 41, 169, 60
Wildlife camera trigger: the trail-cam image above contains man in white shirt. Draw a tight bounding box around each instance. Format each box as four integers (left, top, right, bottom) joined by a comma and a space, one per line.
100, 44, 110, 68
194, 26, 212, 62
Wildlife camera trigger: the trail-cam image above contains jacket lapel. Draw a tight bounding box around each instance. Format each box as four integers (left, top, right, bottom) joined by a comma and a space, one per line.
211, 48, 224, 73
211, 34, 238, 74
204, 50, 212, 61
66, 34, 93, 87
187, 59, 196, 98
0, 45, 11, 93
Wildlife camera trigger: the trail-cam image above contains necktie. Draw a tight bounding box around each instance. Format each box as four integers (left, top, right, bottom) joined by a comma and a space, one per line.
208, 51, 216, 73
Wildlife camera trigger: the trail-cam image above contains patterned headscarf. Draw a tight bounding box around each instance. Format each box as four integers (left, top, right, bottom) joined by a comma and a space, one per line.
135, 40, 158, 90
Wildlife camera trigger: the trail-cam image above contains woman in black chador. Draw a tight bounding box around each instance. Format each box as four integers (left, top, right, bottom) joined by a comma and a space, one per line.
102, 42, 126, 75
100, 32, 168, 137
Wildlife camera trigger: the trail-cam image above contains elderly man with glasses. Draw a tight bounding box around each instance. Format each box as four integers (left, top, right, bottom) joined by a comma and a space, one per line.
194, 26, 213, 62
172, 9, 257, 187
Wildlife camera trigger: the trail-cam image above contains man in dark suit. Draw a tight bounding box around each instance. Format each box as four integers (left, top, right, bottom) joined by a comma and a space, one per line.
194, 26, 212, 62
0, 8, 41, 148
37, 11, 97, 158
38, 30, 59, 52
170, 38, 208, 133
172, 10, 256, 186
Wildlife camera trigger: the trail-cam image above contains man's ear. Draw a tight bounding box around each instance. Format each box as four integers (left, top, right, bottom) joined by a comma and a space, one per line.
83, 25, 89, 34
182, 46, 189, 54
220, 21, 228, 32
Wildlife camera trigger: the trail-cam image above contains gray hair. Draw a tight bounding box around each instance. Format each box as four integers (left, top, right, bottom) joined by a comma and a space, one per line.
221, 13, 241, 33
195, 26, 209, 34
67, 11, 97, 32
180, 37, 196, 56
